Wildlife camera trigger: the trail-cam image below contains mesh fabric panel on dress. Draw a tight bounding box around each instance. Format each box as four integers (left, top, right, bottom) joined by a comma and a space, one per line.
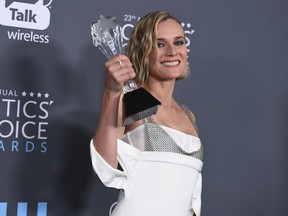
144, 116, 204, 161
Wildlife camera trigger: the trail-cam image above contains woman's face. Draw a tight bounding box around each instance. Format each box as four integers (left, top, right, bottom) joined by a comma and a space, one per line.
148, 18, 187, 82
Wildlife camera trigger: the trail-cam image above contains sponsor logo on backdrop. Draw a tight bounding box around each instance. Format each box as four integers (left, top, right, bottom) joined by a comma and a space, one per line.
0, 89, 53, 153
121, 14, 195, 52
0, 202, 47, 216
0, 0, 53, 43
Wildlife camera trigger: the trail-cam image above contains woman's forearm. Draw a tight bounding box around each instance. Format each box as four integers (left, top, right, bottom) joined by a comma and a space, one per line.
93, 90, 122, 168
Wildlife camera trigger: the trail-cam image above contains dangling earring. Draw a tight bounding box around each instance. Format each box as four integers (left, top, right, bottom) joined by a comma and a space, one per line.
185, 61, 191, 77
178, 60, 190, 80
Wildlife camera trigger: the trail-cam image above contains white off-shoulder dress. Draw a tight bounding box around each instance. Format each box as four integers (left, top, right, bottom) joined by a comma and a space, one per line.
90, 108, 204, 216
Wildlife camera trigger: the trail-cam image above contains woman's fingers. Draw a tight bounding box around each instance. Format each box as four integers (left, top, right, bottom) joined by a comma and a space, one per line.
104, 55, 135, 92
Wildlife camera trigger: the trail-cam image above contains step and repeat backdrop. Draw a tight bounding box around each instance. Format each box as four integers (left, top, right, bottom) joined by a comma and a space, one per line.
0, 0, 287, 215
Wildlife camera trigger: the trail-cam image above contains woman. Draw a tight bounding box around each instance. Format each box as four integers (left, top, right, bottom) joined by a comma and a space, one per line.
90, 11, 204, 216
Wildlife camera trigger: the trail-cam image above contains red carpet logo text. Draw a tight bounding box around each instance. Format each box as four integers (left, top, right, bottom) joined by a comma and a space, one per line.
0, 0, 53, 43
0, 89, 54, 153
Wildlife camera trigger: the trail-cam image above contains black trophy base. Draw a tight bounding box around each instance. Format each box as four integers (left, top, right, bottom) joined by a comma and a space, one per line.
123, 87, 161, 126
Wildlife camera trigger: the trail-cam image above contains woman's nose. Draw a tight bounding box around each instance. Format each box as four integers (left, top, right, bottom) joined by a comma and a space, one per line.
165, 44, 177, 56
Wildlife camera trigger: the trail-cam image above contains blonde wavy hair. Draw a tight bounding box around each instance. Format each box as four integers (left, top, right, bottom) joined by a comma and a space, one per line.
125, 11, 189, 86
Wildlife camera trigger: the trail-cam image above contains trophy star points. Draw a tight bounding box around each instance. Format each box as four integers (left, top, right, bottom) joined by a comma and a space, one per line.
98, 15, 117, 32
91, 14, 124, 58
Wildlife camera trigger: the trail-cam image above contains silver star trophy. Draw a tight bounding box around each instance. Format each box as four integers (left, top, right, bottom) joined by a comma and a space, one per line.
91, 15, 161, 126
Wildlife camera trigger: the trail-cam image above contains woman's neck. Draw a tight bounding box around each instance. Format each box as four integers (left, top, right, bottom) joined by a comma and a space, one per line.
142, 80, 176, 108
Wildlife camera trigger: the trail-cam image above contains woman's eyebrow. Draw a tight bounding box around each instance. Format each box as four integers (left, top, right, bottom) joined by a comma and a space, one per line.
157, 36, 185, 41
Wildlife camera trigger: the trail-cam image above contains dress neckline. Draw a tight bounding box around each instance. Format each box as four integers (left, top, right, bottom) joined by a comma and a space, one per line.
123, 122, 200, 140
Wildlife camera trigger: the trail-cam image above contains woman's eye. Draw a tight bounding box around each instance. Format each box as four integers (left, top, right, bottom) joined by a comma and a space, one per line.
157, 42, 165, 48
175, 40, 185, 46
